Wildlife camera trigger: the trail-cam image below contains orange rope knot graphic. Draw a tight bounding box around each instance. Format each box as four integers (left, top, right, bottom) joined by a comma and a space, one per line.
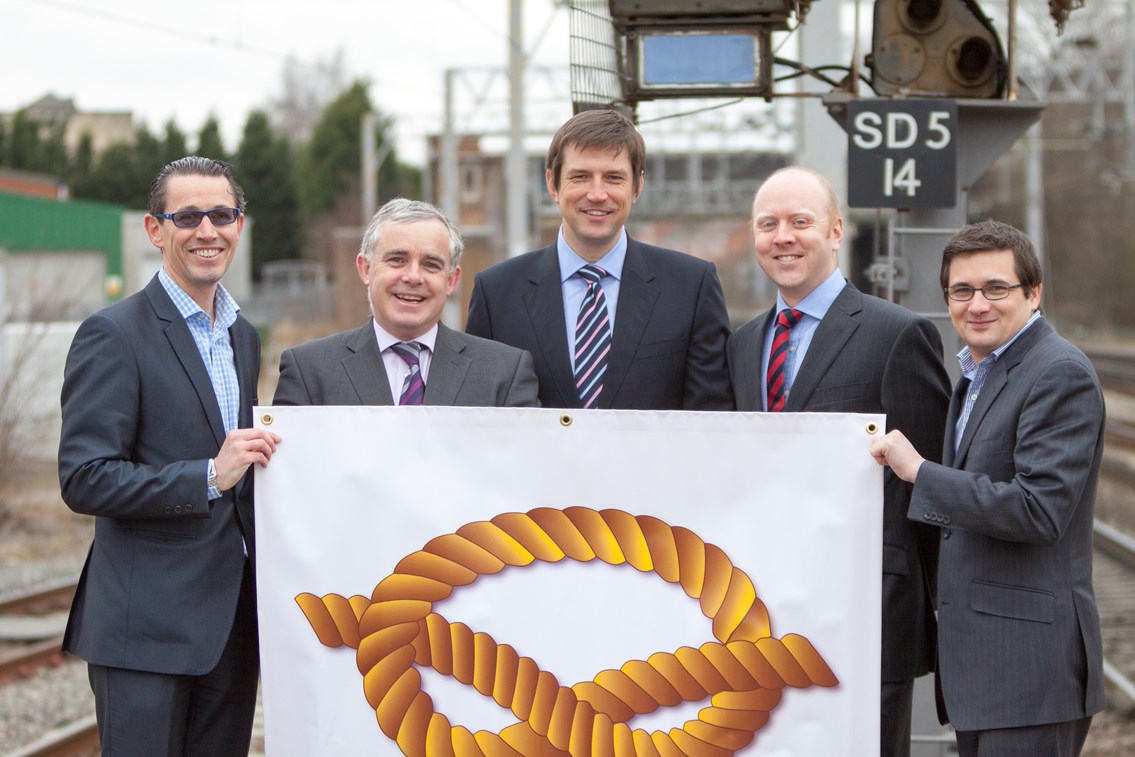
297, 506, 838, 756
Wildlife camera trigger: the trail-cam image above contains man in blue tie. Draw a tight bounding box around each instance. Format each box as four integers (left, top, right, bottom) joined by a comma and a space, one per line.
274, 198, 539, 408
465, 109, 733, 410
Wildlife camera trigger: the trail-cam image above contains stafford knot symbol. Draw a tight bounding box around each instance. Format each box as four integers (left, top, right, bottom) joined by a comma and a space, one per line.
297, 507, 838, 756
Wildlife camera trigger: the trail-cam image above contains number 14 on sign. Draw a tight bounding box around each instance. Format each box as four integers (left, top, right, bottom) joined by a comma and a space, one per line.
884, 158, 921, 198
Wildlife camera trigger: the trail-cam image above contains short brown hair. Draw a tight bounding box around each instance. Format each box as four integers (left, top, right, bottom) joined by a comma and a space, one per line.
546, 109, 645, 192
940, 219, 1043, 299
147, 156, 245, 215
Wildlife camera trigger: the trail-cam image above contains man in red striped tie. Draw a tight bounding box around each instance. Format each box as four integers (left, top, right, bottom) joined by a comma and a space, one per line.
726, 166, 951, 757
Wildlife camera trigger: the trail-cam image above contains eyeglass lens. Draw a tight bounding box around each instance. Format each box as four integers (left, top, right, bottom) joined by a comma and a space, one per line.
171, 208, 240, 228
948, 284, 1014, 301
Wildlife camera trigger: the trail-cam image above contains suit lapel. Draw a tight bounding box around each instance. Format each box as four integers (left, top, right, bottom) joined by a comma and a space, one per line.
603, 240, 659, 409
424, 324, 471, 405
343, 322, 395, 405
736, 308, 775, 411
229, 318, 256, 429
953, 318, 1052, 467
785, 283, 862, 412
942, 379, 968, 467
523, 248, 577, 407
146, 278, 227, 448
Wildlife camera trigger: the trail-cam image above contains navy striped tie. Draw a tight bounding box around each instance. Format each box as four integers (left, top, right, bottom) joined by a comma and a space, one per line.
390, 341, 425, 406
766, 308, 801, 412
574, 264, 612, 409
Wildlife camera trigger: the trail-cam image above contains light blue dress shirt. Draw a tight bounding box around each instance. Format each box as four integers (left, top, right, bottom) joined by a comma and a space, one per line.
954, 310, 1041, 450
557, 227, 627, 373
158, 269, 239, 501
760, 268, 846, 410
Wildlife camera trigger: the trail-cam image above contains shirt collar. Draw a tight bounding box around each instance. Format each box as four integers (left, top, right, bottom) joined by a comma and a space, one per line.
775, 268, 845, 321
371, 319, 439, 354
158, 268, 239, 328
957, 310, 1042, 379
557, 226, 628, 284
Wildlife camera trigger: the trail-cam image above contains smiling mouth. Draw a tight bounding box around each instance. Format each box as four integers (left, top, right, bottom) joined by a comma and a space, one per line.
582, 209, 610, 217
394, 294, 425, 303
190, 248, 223, 259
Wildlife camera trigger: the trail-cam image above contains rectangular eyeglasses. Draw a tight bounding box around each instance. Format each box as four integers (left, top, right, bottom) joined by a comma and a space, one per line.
153, 208, 241, 228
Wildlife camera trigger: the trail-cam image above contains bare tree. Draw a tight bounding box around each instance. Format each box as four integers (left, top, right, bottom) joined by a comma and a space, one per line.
268, 50, 350, 145
0, 252, 89, 518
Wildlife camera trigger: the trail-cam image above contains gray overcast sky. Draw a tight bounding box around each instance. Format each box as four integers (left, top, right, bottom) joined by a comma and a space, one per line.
2, 0, 572, 165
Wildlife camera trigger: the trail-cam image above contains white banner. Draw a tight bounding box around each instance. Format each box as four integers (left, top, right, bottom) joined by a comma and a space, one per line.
255, 407, 883, 756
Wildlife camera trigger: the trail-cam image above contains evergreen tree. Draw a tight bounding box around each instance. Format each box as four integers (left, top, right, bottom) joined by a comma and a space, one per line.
0, 118, 8, 166
295, 80, 376, 219
38, 122, 69, 178
196, 116, 227, 161
69, 132, 96, 198
7, 112, 40, 171
86, 142, 145, 207
161, 120, 188, 165
235, 110, 301, 278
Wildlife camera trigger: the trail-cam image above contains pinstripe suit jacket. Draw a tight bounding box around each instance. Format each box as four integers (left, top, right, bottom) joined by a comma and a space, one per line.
728, 282, 951, 682
272, 321, 539, 407
909, 317, 1106, 730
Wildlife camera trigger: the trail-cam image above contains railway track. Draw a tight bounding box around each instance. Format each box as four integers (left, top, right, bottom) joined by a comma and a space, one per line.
0, 579, 75, 684
0, 580, 98, 756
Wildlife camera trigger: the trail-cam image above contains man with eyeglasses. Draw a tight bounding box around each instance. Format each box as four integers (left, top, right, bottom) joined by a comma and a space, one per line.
58, 156, 281, 755
728, 166, 951, 757
871, 220, 1105, 757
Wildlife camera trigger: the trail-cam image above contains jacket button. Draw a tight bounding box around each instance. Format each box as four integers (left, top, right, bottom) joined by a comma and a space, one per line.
164, 506, 172, 514
185, 504, 193, 513
943, 529, 951, 539
924, 513, 932, 520
942, 515, 951, 524
174, 505, 182, 514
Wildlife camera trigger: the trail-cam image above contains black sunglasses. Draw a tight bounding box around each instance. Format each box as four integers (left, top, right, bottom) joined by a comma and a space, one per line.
153, 208, 242, 228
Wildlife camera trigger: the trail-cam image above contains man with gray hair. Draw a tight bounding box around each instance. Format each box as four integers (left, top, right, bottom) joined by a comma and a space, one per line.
274, 198, 540, 407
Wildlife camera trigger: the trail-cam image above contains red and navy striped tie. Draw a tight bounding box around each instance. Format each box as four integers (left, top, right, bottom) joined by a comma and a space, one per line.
574, 264, 612, 409
391, 341, 425, 406
766, 308, 801, 412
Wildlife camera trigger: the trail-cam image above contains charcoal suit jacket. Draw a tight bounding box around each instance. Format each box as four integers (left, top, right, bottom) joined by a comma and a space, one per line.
909, 317, 1105, 730
58, 274, 259, 676
465, 238, 733, 410
728, 281, 951, 682
272, 320, 540, 407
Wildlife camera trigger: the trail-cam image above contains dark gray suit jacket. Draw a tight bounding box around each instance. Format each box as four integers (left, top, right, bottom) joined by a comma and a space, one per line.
728, 282, 951, 682
58, 274, 259, 676
465, 238, 733, 410
272, 321, 540, 407
910, 318, 1105, 731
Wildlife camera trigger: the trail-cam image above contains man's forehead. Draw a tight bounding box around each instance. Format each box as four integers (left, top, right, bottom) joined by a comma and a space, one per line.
165, 174, 234, 206
562, 144, 630, 168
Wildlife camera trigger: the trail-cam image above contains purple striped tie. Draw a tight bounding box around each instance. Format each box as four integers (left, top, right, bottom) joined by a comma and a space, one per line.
574, 264, 612, 409
391, 341, 425, 406
766, 308, 801, 412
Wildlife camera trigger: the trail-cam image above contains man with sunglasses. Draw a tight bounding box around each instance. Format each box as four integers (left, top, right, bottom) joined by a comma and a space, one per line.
871, 220, 1105, 757
58, 156, 280, 755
